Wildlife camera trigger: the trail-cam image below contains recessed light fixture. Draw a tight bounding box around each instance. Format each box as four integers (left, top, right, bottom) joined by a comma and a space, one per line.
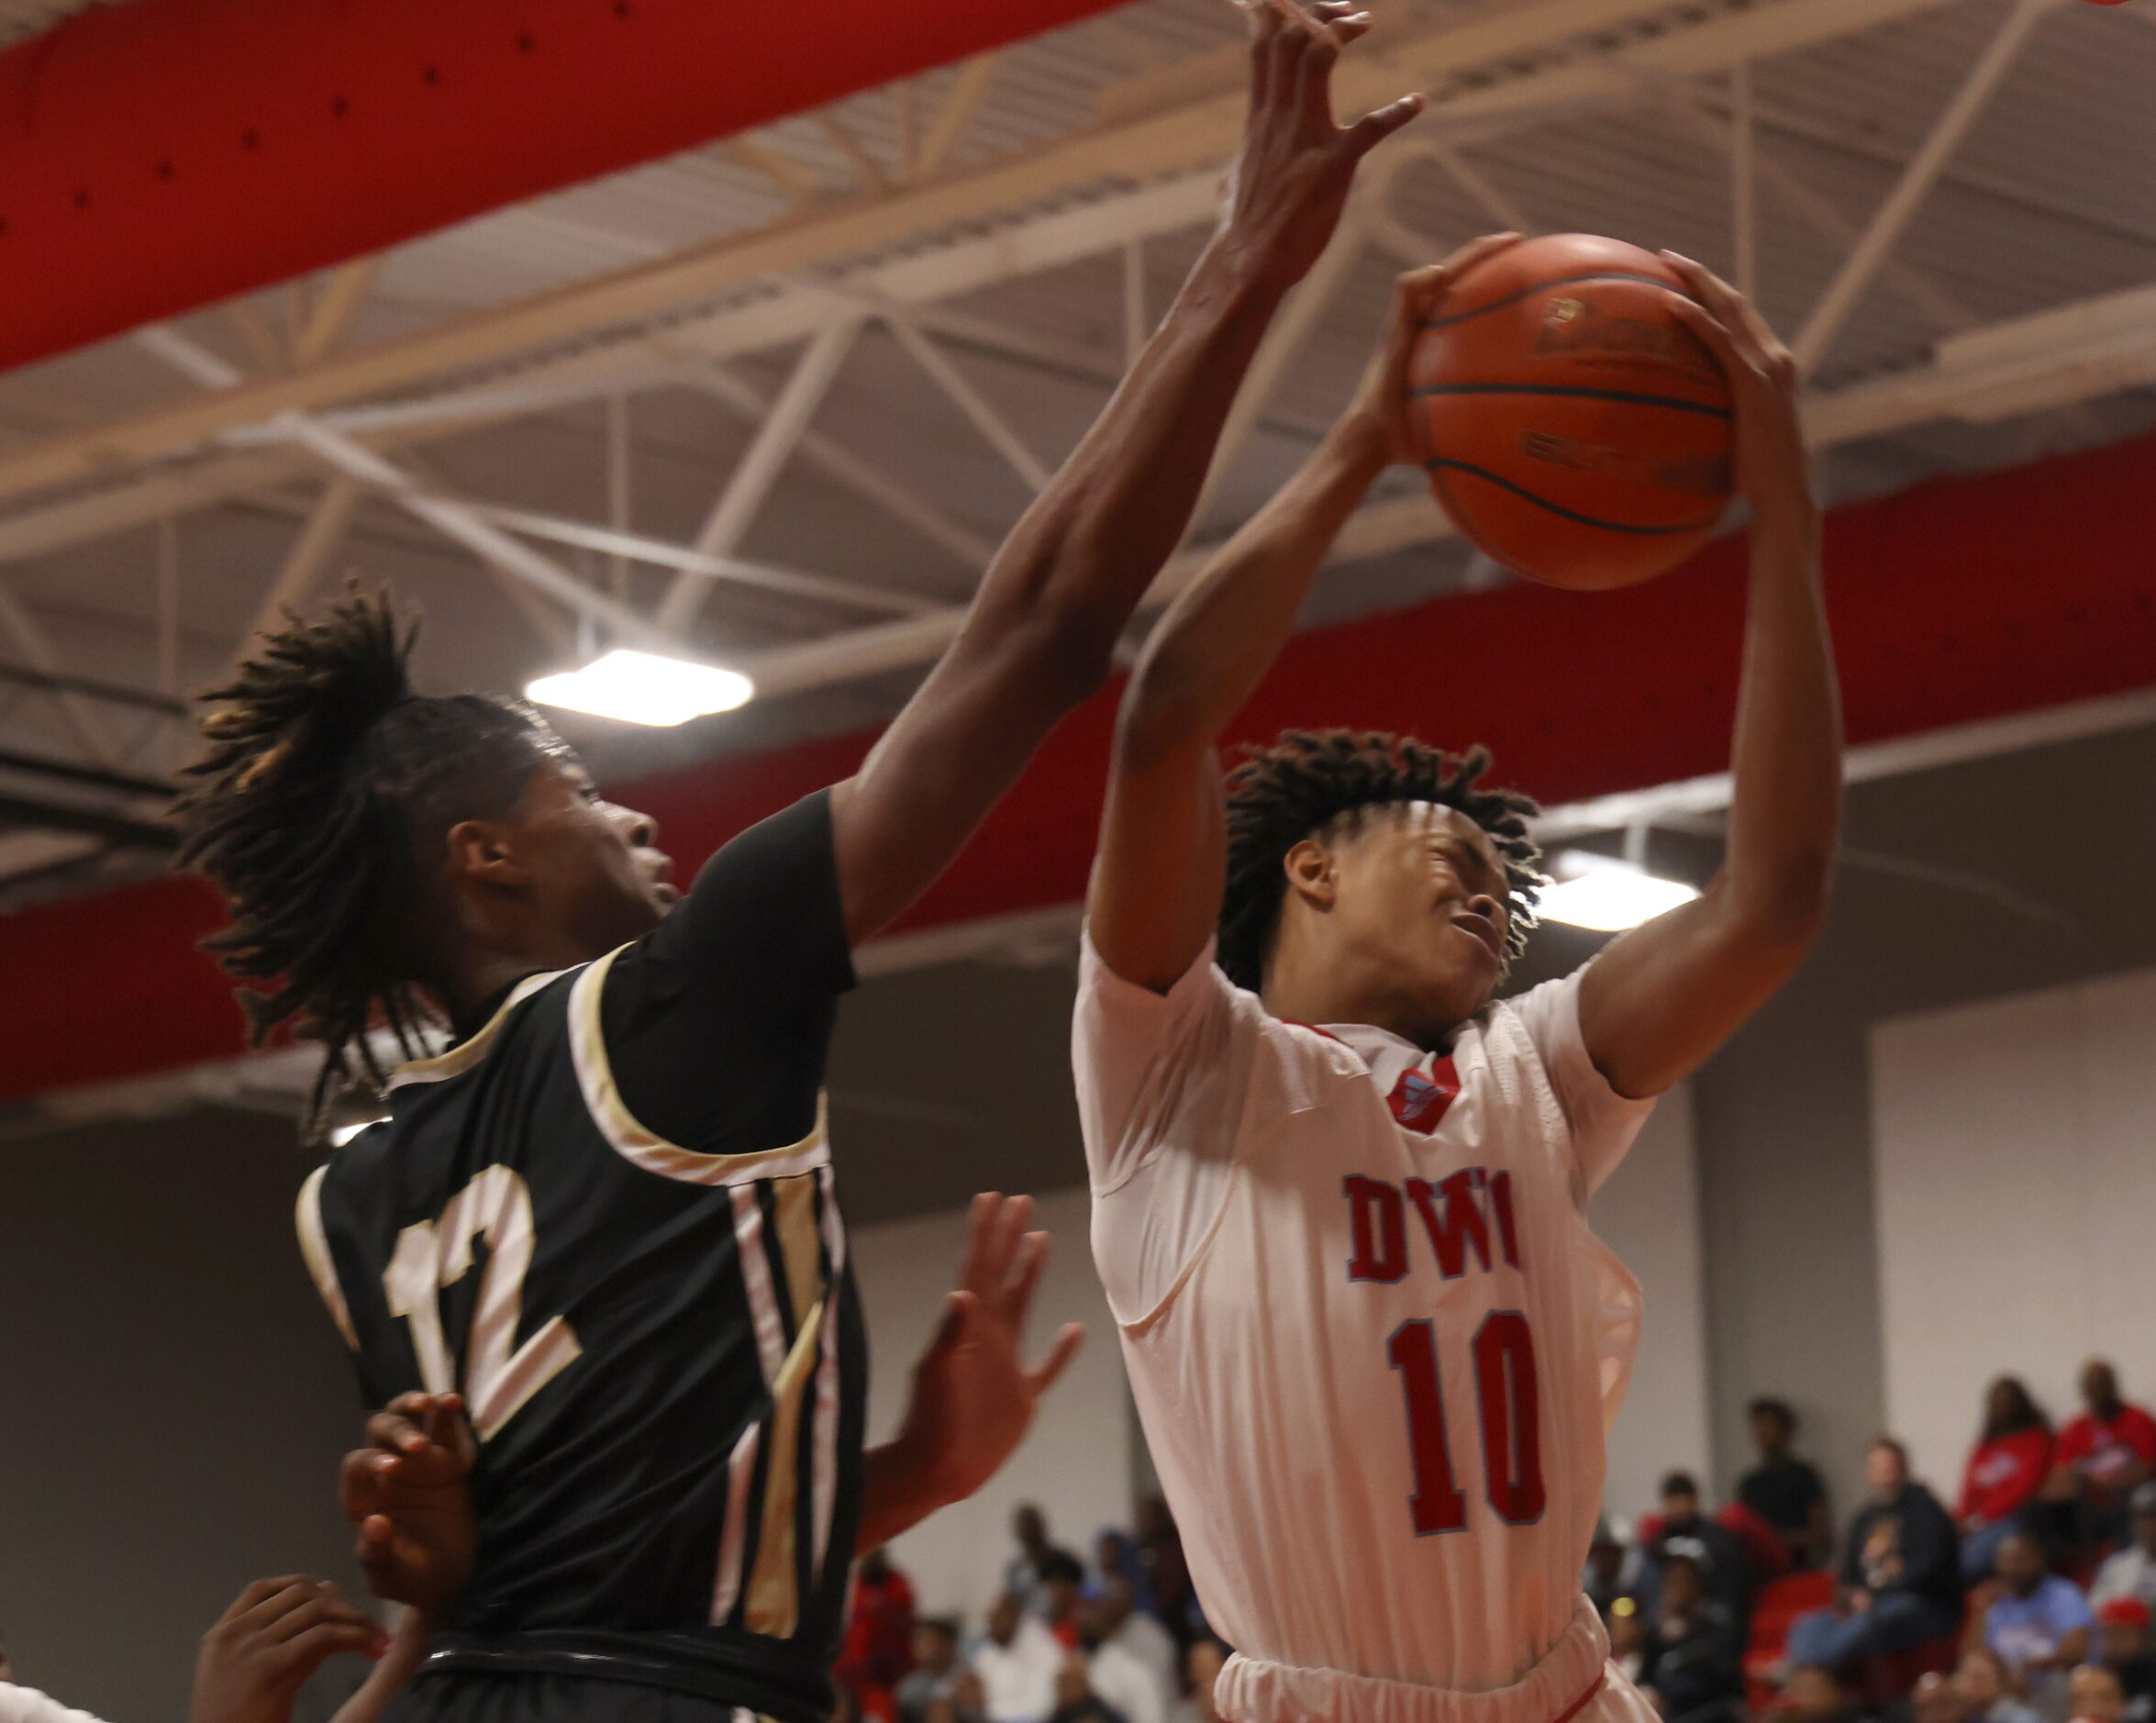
1538, 850, 1701, 933
526, 649, 754, 728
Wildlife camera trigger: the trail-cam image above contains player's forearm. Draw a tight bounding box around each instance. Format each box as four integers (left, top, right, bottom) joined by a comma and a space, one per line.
1714, 492, 1840, 946
960, 237, 1295, 697
1121, 414, 1389, 758
329, 1608, 430, 1723
857, 1433, 954, 1552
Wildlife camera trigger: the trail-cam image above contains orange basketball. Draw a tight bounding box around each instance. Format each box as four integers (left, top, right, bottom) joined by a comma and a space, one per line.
1407, 233, 1734, 591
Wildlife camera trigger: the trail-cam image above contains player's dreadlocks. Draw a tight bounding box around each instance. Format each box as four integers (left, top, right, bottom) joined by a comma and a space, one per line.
1217, 730, 1544, 994
172, 587, 551, 1119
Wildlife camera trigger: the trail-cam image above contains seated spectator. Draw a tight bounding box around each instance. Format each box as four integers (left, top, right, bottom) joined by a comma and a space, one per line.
1091, 1579, 1177, 1707
2069, 1668, 2128, 1723
1973, 1532, 2095, 1718
1137, 1497, 1199, 1648
974, 1594, 1068, 1723
1773, 1664, 1874, 1723
2093, 1488, 2156, 1612
1048, 1659, 1128, 1723
1083, 1592, 1167, 1723
1169, 1641, 1226, 1723
899, 1619, 975, 1723
1585, 1520, 1631, 1624
1956, 1648, 2045, 1723
2050, 1365, 2156, 1557
1040, 1552, 1089, 1651
839, 1548, 919, 1722
1786, 1438, 1962, 1677
1745, 1398, 1835, 1571
2095, 1599, 2156, 1723
1909, 1670, 1973, 1723
1647, 1472, 1751, 1626
1962, 1380, 2057, 1584
1009, 1507, 1083, 1625
1094, 1531, 1148, 1611
1639, 1551, 1746, 1723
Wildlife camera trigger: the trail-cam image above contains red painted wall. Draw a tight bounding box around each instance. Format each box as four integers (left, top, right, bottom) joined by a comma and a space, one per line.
0, 0, 1129, 371
4, 428, 2152, 1100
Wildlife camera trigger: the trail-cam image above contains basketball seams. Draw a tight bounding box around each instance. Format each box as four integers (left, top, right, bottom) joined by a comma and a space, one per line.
1423, 457, 1725, 538
1411, 383, 1731, 420
1417, 270, 1684, 333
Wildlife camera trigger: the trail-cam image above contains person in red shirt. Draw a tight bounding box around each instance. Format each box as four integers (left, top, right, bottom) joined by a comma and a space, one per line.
1962, 1377, 2057, 1582
838, 1549, 921, 1723
2051, 1362, 2156, 1556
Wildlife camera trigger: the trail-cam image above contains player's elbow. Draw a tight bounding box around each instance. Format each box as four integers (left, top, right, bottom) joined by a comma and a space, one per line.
1719, 848, 1835, 954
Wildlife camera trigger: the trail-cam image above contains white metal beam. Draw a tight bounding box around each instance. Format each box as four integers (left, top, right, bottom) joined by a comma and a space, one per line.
657, 317, 864, 632
0, 587, 122, 768
0, 0, 1966, 506
886, 317, 1051, 492
222, 478, 365, 681
916, 54, 1002, 180
292, 258, 383, 369
1791, 0, 2052, 371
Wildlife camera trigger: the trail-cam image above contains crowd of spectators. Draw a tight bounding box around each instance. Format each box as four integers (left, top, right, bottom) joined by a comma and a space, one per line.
835, 1499, 1222, 1723
1588, 1361, 2156, 1723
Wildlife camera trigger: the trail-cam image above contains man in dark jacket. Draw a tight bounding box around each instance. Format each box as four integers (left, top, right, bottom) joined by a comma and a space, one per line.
1640, 1552, 1747, 1723
1784, 1439, 1963, 1674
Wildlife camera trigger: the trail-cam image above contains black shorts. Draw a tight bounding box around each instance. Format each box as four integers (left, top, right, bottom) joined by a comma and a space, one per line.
388, 1673, 745, 1723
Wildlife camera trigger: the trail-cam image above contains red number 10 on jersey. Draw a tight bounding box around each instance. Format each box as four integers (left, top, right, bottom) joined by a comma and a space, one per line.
1386, 1311, 1546, 1534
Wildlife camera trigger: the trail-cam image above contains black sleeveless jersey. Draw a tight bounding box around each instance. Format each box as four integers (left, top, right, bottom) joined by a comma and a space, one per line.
298, 793, 865, 1722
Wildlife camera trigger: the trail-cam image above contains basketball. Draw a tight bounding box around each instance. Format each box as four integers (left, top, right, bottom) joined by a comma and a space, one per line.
1408, 233, 1735, 591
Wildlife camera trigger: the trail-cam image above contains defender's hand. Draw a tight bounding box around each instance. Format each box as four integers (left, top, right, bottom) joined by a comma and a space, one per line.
1222, 1, 1427, 292
188, 1577, 384, 1723
889, 1194, 1084, 1510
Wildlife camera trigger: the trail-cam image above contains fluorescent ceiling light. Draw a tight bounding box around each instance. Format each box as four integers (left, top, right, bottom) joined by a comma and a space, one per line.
1538, 851, 1700, 933
329, 1116, 388, 1148
527, 649, 754, 728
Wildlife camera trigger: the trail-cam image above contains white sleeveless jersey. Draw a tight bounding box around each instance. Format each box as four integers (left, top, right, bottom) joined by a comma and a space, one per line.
1072, 937, 1651, 1706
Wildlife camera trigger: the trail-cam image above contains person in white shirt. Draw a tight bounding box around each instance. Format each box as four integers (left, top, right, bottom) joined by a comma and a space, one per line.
2094, 1485, 2156, 1612
1092, 1581, 1177, 1711
1085, 1584, 1170, 1723
1074, 237, 1839, 1723
974, 1595, 1069, 1723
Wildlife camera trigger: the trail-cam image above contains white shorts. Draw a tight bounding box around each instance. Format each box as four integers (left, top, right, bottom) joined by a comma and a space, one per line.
1215, 1599, 1657, 1723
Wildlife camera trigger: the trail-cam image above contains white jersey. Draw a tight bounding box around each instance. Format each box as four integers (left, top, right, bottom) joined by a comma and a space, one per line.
1073, 937, 1652, 1721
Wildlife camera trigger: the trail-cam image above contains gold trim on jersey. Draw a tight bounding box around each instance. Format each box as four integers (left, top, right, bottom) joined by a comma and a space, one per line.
565, 945, 833, 1185
772, 1173, 823, 1332
295, 1163, 359, 1350
383, 968, 571, 1091
744, 1297, 825, 1639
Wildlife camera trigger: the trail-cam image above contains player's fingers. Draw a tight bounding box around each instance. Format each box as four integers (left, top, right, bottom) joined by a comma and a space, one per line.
1027, 1324, 1086, 1398
990, 1193, 1035, 1276
1663, 295, 1750, 383
959, 1191, 1004, 1298
1661, 253, 1770, 370
1341, 92, 1426, 159
1000, 1228, 1051, 1318
929, 1289, 979, 1359
216, 1576, 299, 1626
426, 1395, 477, 1469
367, 1407, 429, 1459
234, 1578, 317, 1629
272, 1619, 387, 1681
1431, 230, 1521, 286
265, 1587, 372, 1644
1247, 2, 1278, 112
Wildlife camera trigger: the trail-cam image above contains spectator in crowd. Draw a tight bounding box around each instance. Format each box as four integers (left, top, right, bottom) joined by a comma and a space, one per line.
1586, 1521, 1631, 1624
2094, 1598, 2156, 1723
1090, 1579, 1177, 1706
1046, 1659, 1126, 1723
1773, 1664, 1872, 1723
2050, 1364, 2156, 1554
1646, 1472, 1751, 1626
898, 1620, 975, 1723
1094, 1532, 1147, 1611
1786, 1438, 1962, 1676
1638, 1551, 1746, 1723
839, 1548, 920, 1721
974, 1594, 1067, 1723
1169, 1642, 1226, 1723
2094, 1487, 2156, 1612
1956, 1648, 2044, 1723
1039, 1553, 1089, 1651
1911, 1670, 1972, 1723
1135, 1498, 1198, 1648
1962, 1380, 2058, 1584
1973, 1532, 2094, 1718
2068, 1669, 2127, 1723
1008, 1507, 1081, 1624
1745, 1398, 1835, 1571
1082, 1592, 1166, 1723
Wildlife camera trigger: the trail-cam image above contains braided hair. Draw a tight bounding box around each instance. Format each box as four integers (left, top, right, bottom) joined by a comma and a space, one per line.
172, 588, 553, 1118
1217, 730, 1543, 994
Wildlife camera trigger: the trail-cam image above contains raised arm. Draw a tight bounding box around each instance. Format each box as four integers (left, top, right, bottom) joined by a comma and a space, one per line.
1573, 257, 1842, 1099
1088, 242, 1517, 991
828, 2, 1426, 945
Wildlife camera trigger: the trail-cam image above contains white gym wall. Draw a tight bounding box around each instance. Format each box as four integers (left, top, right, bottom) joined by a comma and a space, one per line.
1871, 965, 2156, 1496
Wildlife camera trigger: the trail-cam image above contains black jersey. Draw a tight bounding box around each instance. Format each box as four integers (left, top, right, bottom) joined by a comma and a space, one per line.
299, 793, 865, 1721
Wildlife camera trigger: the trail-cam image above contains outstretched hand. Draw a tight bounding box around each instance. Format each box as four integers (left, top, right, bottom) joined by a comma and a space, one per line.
188, 1577, 385, 1723
339, 1391, 477, 1624
1223, 1, 1428, 290
1661, 253, 1810, 517
1348, 233, 1523, 465
891, 1194, 1084, 1512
